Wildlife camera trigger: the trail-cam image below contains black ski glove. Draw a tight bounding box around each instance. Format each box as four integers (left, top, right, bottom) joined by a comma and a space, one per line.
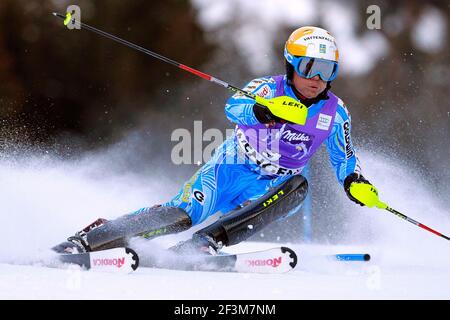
343, 173, 372, 206
253, 103, 283, 124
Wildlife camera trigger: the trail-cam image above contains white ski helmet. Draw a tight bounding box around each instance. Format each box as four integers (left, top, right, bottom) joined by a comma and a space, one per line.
284, 26, 339, 82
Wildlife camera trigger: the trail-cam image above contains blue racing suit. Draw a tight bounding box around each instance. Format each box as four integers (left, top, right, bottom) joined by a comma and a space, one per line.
163, 75, 361, 225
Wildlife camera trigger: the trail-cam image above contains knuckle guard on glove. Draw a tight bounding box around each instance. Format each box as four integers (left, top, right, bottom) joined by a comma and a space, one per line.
253, 95, 307, 125
344, 173, 371, 206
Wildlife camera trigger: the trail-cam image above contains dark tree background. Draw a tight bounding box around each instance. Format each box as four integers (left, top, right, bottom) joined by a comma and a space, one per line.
0, 0, 214, 151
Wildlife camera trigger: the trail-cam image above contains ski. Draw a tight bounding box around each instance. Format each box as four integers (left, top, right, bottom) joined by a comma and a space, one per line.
144, 246, 298, 274
58, 247, 139, 273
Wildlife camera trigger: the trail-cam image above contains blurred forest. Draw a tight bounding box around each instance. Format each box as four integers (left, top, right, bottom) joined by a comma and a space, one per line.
0, 0, 448, 242
0, 0, 214, 151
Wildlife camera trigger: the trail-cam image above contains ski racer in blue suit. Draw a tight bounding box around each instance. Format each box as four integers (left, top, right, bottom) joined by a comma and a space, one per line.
54, 26, 378, 255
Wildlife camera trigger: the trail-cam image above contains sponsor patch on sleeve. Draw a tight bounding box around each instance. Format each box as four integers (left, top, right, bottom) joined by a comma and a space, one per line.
255, 84, 271, 98
343, 120, 354, 159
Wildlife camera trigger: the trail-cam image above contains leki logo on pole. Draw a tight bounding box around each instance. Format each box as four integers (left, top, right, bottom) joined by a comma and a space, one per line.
65, 5, 81, 30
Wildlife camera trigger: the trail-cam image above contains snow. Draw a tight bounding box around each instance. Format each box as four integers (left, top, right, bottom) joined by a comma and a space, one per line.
0, 148, 449, 300
0, 242, 449, 299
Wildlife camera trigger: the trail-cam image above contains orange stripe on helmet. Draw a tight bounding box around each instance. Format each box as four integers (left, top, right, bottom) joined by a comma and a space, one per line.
285, 27, 315, 57
286, 43, 307, 56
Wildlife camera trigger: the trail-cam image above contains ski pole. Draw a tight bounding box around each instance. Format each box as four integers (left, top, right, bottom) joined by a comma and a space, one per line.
53, 12, 243, 91
52, 12, 308, 124
375, 201, 450, 241
350, 183, 450, 241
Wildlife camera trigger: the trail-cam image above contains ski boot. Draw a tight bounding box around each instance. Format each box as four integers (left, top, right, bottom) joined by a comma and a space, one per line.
52, 218, 108, 254
170, 233, 222, 256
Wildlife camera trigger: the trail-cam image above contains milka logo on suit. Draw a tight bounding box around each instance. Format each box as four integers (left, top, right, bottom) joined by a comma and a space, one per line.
281, 130, 311, 143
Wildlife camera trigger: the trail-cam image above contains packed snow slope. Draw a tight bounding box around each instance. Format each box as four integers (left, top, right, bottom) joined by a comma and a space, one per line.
1, 242, 449, 299
0, 150, 449, 299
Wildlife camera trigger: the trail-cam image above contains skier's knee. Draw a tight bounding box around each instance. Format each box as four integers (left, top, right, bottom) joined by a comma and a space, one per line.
193, 175, 308, 249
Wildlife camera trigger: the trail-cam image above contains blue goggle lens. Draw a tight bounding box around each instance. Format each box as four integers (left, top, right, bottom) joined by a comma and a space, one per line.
295, 57, 338, 81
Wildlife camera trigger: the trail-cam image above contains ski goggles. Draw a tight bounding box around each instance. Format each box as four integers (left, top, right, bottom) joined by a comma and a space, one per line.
291, 56, 339, 81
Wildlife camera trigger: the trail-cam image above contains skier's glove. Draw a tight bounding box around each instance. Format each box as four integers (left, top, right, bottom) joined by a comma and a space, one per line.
344, 173, 379, 207
254, 95, 308, 125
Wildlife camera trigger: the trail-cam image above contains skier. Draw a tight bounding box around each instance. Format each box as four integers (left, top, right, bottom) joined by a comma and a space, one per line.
53, 26, 378, 256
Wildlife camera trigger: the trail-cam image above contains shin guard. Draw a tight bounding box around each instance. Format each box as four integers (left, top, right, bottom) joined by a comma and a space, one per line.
85, 206, 191, 251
